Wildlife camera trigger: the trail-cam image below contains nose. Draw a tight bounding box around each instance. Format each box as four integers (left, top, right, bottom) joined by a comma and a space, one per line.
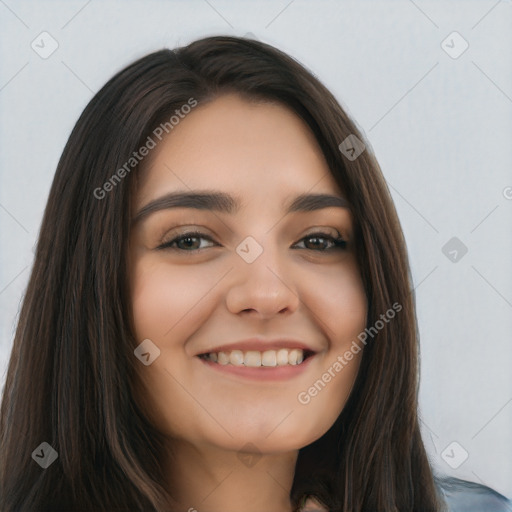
225, 242, 300, 319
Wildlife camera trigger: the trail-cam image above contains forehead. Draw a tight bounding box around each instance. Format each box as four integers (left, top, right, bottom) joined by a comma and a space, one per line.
134, 93, 344, 208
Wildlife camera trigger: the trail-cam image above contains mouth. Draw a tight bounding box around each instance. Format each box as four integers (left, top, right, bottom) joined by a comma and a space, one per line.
195, 348, 317, 381
197, 348, 316, 367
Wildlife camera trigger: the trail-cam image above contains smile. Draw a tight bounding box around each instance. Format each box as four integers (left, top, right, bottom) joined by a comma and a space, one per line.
196, 348, 316, 381
198, 348, 313, 367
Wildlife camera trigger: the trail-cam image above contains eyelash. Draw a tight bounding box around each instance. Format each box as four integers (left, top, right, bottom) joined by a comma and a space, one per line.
157, 230, 347, 253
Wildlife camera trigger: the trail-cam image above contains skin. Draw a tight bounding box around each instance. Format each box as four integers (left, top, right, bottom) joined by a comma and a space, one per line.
127, 93, 368, 512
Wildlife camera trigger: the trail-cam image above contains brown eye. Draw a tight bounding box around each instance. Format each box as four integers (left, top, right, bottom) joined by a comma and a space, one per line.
157, 231, 217, 251
294, 232, 347, 252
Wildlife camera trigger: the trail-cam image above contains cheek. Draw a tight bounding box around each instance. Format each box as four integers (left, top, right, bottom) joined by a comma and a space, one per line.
129, 257, 236, 429
129, 259, 215, 435
131, 265, 165, 341
292, 262, 367, 422
299, 260, 367, 343
130, 258, 217, 341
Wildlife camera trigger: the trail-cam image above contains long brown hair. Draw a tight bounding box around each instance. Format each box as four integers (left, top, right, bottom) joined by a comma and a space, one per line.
0, 35, 443, 511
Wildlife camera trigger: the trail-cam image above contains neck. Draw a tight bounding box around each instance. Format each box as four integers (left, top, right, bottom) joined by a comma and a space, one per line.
164, 439, 299, 512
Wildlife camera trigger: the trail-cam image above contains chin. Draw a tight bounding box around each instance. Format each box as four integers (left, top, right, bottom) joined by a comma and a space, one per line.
207, 419, 334, 455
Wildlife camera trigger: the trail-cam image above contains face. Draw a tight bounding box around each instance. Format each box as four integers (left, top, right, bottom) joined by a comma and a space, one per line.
127, 93, 367, 455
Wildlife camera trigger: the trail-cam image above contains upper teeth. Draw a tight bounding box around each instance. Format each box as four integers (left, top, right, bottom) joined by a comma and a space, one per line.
205, 349, 305, 367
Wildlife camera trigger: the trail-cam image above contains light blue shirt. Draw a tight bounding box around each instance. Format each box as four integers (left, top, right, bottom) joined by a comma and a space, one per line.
436, 476, 512, 512
299, 476, 512, 511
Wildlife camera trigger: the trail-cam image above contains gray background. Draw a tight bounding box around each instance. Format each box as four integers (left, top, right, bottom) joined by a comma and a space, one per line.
1, 0, 511, 498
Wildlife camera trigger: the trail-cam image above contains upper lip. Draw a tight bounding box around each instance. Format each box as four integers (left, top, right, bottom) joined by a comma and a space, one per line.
195, 338, 319, 356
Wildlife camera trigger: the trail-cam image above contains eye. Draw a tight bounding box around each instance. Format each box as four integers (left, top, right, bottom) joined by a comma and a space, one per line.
157, 230, 348, 253
293, 232, 347, 252
157, 231, 217, 251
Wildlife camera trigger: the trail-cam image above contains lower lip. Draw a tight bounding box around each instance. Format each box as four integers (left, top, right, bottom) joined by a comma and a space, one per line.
196, 354, 316, 381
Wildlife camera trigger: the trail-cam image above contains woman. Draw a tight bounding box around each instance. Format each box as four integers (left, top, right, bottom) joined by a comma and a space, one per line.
0, 35, 510, 512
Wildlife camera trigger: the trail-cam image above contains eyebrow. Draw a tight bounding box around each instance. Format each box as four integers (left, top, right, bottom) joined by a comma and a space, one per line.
131, 190, 349, 226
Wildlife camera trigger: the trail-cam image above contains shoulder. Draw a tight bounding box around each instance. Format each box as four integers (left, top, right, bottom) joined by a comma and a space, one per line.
435, 475, 512, 512
299, 477, 512, 512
